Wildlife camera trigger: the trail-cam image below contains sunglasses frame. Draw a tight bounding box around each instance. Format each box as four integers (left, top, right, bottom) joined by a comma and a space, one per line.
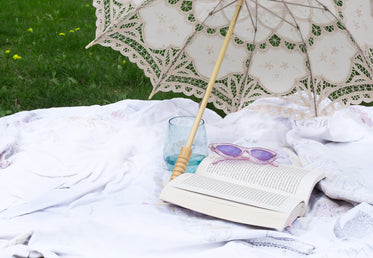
208, 143, 278, 166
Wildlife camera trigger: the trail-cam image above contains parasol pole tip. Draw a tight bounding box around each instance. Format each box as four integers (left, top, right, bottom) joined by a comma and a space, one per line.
85, 40, 96, 49
169, 146, 192, 181
148, 89, 156, 99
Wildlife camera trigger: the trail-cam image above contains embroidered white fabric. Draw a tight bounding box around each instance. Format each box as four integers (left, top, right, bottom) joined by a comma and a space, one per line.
0, 98, 373, 257
87, 0, 373, 119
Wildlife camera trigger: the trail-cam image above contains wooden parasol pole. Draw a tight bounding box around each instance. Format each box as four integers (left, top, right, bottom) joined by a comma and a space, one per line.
169, 0, 244, 181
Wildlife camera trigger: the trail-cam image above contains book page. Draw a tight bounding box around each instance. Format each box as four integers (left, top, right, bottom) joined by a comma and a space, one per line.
170, 173, 301, 213
196, 155, 322, 197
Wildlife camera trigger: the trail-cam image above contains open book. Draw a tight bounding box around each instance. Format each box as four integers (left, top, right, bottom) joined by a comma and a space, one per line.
160, 155, 325, 231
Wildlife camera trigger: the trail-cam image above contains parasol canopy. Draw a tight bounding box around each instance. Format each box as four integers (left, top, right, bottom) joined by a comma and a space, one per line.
87, 0, 373, 120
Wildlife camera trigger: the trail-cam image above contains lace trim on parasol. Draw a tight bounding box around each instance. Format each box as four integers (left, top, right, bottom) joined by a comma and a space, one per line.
89, 0, 373, 120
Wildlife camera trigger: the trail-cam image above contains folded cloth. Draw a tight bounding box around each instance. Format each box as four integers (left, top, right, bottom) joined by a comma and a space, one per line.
0, 98, 372, 258
287, 106, 373, 204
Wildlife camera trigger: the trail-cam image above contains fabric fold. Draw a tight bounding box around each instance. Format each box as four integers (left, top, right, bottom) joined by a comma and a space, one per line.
0, 98, 372, 257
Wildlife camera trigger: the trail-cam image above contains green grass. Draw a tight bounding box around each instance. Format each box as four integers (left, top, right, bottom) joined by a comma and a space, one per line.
1, 1, 371, 118
0, 0, 191, 117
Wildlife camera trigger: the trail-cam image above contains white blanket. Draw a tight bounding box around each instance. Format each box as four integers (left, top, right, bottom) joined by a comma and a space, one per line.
0, 98, 373, 258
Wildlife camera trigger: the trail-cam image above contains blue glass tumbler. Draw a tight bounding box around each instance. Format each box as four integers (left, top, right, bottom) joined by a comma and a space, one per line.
163, 116, 208, 173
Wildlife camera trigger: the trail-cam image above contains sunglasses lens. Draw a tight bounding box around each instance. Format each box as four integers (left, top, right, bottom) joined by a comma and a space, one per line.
250, 149, 275, 161
216, 145, 242, 157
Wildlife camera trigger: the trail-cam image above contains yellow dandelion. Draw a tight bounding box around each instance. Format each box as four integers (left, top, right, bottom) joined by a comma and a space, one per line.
75, 27, 80, 31
27, 28, 33, 32
59, 32, 66, 36
13, 54, 22, 60
122, 60, 126, 65
85, 4, 90, 7
5, 50, 11, 54
69, 30, 75, 33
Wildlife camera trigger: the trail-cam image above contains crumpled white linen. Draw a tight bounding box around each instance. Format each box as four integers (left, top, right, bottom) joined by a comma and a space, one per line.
0, 98, 372, 258
287, 106, 373, 204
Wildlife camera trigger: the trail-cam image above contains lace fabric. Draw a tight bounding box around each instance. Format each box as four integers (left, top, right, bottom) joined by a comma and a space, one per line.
87, 0, 373, 120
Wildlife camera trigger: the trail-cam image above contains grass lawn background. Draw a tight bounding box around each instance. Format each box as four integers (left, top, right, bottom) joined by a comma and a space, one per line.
0, 0, 371, 117
0, 0, 189, 117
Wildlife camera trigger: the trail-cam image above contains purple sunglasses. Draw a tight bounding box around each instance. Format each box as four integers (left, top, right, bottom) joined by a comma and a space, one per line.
209, 143, 278, 166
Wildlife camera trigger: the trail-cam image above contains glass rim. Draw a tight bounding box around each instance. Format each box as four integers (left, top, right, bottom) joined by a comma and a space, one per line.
168, 116, 205, 126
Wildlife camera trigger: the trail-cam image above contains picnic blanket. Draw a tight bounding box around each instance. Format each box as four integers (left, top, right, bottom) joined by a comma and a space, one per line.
0, 98, 373, 258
